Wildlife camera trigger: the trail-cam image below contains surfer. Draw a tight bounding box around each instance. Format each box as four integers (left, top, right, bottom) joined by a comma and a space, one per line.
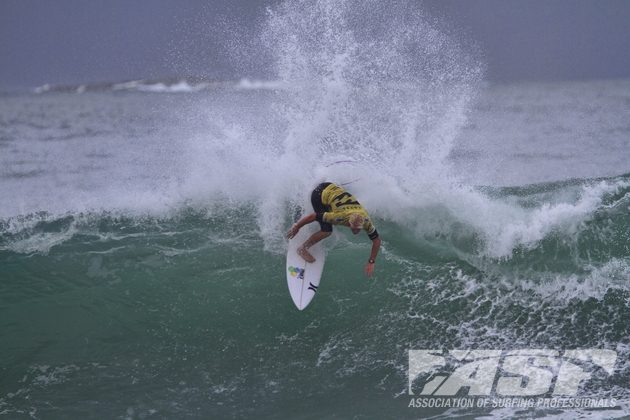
287, 182, 381, 277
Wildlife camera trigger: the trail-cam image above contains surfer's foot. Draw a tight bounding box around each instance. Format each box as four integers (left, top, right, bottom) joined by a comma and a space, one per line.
297, 246, 316, 263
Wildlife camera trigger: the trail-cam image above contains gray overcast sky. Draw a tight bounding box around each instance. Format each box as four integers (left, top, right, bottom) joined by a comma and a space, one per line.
1, 0, 630, 89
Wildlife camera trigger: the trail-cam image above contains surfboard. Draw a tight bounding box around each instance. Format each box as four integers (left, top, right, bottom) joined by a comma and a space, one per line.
286, 224, 326, 310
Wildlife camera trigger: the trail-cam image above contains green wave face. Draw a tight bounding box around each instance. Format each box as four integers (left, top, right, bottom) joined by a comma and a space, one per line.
1, 174, 628, 418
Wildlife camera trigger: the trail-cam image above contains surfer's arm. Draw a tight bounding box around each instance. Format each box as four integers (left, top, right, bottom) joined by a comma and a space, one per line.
368, 236, 381, 263
365, 237, 381, 277
287, 213, 316, 239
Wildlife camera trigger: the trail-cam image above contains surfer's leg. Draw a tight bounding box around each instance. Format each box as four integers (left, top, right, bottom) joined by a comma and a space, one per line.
298, 230, 331, 263
297, 246, 316, 263
311, 183, 331, 214
302, 230, 331, 248
299, 183, 333, 262
311, 183, 333, 231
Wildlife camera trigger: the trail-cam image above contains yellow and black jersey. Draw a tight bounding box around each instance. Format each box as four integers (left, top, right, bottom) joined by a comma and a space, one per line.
313, 183, 379, 240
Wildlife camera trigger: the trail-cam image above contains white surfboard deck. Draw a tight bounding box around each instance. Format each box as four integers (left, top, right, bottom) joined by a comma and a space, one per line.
286, 224, 326, 310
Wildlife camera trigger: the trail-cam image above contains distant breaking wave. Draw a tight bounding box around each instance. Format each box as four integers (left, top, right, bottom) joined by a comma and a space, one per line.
32, 78, 285, 94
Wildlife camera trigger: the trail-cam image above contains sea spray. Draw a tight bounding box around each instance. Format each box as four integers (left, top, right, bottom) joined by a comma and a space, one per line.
242, 0, 484, 248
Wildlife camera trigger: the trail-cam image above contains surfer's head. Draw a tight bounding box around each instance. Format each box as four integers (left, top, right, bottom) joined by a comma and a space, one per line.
348, 213, 364, 234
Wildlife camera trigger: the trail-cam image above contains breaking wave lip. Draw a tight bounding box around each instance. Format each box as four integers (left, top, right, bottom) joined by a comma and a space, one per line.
0, 173, 628, 267
472, 176, 630, 259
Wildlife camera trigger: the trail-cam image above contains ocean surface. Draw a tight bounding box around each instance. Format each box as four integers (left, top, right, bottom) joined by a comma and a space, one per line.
2, 1, 630, 419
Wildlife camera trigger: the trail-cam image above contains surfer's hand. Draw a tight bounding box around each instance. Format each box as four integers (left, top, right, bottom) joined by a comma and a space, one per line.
365, 261, 375, 277
287, 224, 299, 239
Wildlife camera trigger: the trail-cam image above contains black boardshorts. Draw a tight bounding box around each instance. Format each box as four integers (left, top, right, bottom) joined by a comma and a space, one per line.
311, 182, 333, 232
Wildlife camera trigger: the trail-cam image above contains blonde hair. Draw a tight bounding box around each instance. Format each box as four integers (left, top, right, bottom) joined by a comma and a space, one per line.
348, 213, 364, 228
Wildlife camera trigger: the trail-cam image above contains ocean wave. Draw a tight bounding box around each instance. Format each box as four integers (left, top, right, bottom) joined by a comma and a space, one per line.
1, 173, 628, 272
4, 0, 628, 417
31, 78, 285, 94
235, 78, 285, 90
112, 80, 210, 93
